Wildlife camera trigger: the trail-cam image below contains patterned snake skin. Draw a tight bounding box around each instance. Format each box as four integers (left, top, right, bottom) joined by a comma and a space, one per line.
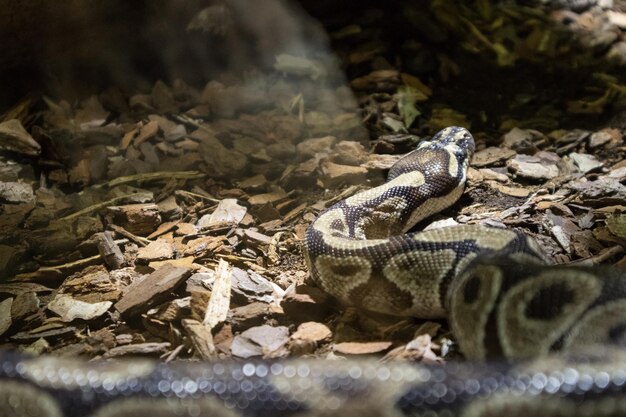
1, 127, 625, 417
303, 127, 626, 361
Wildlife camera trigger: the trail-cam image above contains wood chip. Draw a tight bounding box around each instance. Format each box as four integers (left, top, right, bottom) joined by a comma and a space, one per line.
319, 160, 368, 188
136, 240, 175, 264
291, 322, 332, 343
487, 181, 531, 198
0, 182, 35, 204
0, 298, 13, 336
507, 153, 559, 180
198, 199, 247, 228
114, 265, 191, 317
230, 325, 289, 358
203, 259, 232, 329
569, 152, 604, 173
333, 341, 393, 355
248, 188, 288, 206
107, 203, 162, 236
103, 342, 171, 358
47, 295, 112, 322
182, 318, 216, 360
472, 147, 516, 167
94, 231, 125, 269
0, 119, 41, 156
0, 282, 53, 296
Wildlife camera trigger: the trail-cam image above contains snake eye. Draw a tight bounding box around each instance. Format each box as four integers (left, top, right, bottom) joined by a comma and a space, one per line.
455, 131, 475, 152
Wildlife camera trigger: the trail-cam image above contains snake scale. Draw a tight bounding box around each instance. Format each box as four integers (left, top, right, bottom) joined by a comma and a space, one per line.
1, 127, 626, 417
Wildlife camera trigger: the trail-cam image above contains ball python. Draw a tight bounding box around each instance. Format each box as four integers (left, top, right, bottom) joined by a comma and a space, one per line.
1, 127, 626, 417
303, 126, 626, 360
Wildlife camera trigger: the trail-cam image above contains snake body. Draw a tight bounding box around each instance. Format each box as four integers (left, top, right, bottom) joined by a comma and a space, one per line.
1, 126, 626, 416
304, 126, 626, 360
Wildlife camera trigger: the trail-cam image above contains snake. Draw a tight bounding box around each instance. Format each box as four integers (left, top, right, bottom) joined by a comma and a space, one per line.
1, 126, 626, 416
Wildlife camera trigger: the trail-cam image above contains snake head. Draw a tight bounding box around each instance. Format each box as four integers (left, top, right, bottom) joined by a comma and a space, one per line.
426, 126, 475, 160
387, 126, 475, 181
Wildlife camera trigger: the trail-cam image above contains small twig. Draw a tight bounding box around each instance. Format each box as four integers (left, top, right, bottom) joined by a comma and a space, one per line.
11, 255, 102, 282
568, 245, 625, 266
175, 189, 221, 203
108, 224, 151, 247
215, 253, 256, 262
163, 343, 185, 363
59, 194, 136, 222
92, 171, 205, 189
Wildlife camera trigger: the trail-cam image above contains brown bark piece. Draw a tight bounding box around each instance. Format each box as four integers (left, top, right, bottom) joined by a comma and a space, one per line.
0, 119, 41, 156
228, 302, 271, 329
248, 188, 289, 206
107, 203, 162, 236
103, 342, 171, 358
136, 240, 175, 264
10, 292, 39, 320
57, 265, 121, 303
114, 264, 191, 317
291, 322, 332, 343
319, 160, 368, 188
94, 231, 125, 269
472, 147, 516, 167
230, 325, 290, 359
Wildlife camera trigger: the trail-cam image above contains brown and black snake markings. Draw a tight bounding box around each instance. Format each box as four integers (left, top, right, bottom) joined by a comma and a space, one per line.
1, 126, 626, 417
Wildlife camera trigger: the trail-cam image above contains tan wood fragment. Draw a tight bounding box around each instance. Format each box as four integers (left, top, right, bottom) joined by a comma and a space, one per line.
0, 298, 13, 336
203, 259, 232, 329
182, 318, 216, 360
0, 119, 41, 156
